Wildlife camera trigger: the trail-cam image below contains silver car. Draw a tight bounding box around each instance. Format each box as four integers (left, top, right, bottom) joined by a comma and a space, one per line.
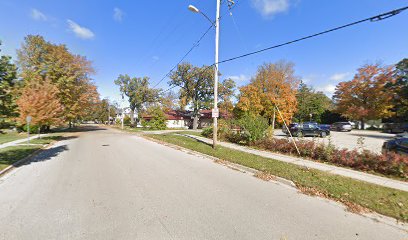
330, 122, 352, 132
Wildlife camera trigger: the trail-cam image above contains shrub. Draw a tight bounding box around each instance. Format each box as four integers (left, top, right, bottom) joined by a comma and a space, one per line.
123, 115, 131, 126
201, 119, 232, 140
18, 124, 40, 133
148, 107, 167, 130
235, 115, 268, 143
254, 138, 408, 179
201, 127, 213, 138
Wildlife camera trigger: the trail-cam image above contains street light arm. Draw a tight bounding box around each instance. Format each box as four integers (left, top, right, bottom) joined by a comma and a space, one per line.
200, 12, 215, 26
188, 4, 215, 27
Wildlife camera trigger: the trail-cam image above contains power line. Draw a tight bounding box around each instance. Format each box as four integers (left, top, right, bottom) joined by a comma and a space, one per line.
153, 25, 213, 88
153, 1, 241, 88
217, 6, 408, 65
160, 6, 407, 93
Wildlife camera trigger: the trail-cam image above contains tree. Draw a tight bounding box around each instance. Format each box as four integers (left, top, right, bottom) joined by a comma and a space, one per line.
218, 78, 236, 117
146, 106, 167, 130
17, 35, 99, 127
114, 75, 158, 125
169, 62, 213, 129
16, 78, 64, 132
0, 42, 18, 119
295, 82, 333, 123
333, 64, 395, 129
236, 61, 300, 128
386, 58, 408, 122
160, 91, 178, 112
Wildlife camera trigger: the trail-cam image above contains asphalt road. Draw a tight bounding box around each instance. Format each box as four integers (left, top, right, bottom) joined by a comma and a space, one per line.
0, 127, 406, 239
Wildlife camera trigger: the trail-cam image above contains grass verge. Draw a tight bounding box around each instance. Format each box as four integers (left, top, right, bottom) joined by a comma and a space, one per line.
0, 132, 26, 144
0, 134, 63, 171
149, 133, 408, 222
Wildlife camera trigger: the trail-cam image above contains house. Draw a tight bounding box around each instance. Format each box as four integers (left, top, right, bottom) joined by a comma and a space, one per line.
141, 109, 231, 129
142, 110, 190, 129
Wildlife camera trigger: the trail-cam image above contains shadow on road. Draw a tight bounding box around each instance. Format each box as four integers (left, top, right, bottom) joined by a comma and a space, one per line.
15, 144, 69, 167
52, 124, 107, 133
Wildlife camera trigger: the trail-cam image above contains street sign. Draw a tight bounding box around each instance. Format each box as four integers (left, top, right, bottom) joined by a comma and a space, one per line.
26, 115, 32, 123
212, 108, 219, 118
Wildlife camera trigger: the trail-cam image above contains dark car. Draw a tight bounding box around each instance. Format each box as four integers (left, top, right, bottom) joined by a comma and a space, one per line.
318, 124, 331, 131
383, 123, 408, 134
285, 123, 330, 138
330, 122, 352, 132
382, 137, 408, 155
282, 123, 301, 135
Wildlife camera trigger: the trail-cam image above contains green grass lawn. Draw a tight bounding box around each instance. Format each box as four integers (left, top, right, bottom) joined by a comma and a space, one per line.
149, 133, 408, 222
0, 132, 27, 145
0, 134, 63, 171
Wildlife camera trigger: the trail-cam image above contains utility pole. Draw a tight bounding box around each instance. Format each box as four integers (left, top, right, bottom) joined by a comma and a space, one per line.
212, 0, 221, 149
188, 0, 223, 148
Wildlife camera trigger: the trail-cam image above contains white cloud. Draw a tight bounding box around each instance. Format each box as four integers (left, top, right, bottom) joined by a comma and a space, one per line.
30, 9, 47, 21
67, 20, 95, 39
251, 0, 290, 17
113, 7, 125, 22
227, 74, 249, 82
329, 72, 350, 82
316, 84, 336, 97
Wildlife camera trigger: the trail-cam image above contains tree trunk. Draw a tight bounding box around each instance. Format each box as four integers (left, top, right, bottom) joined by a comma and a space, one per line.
193, 115, 199, 130
69, 121, 72, 128
130, 109, 135, 126
361, 120, 365, 130
272, 109, 276, 130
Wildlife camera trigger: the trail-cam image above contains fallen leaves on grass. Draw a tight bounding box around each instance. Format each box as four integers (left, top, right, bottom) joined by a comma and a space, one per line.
298, 186, 370, 214
254, 171, 277, 181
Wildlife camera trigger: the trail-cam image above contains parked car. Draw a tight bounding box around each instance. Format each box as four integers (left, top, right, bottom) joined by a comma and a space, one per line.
382, 137, 408, 155
382, 123, 408, 134
330, 122, 352, 132
285, 123, 330, 138
318, 124, 331, 131
282, 123, 301, 135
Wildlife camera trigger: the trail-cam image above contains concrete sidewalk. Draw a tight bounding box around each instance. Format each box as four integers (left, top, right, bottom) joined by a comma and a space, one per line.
182, 134, 408, 192
0, 134, 48, 150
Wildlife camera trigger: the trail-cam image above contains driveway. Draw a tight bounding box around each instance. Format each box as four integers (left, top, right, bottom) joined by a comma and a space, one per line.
0, 127, 405, 239
275, 129, 397, 154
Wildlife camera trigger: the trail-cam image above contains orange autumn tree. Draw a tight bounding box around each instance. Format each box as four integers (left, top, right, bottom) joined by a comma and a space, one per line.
333, 63, 395, 129
17, 78, 64, 132
237, 61, 300, 128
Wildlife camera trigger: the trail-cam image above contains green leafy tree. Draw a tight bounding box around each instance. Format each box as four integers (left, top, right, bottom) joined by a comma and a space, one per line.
295, 82, 333, 123
114, 75, 159, 125
169, 62, 214, 129
147, 106, 167, 130
386, 58, 408, 121
218, 78, 236, 117
0, 41, 18, 120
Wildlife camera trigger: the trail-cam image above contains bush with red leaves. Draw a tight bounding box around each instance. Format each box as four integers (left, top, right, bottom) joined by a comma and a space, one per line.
254, 138, 408, 179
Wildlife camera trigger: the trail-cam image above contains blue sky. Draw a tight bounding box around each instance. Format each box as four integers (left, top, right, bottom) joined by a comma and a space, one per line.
0, 0, 407, 107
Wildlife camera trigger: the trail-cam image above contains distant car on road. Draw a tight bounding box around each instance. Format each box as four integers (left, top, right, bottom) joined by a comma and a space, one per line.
285, 123, 330, 138
382, 137, 408, 155
330, 122, 352, 132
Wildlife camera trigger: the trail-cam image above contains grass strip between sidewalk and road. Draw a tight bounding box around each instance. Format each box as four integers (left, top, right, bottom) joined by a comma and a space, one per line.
0, 132, 27, 145
148, 133, 408, 222
0, 134, 64, 171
